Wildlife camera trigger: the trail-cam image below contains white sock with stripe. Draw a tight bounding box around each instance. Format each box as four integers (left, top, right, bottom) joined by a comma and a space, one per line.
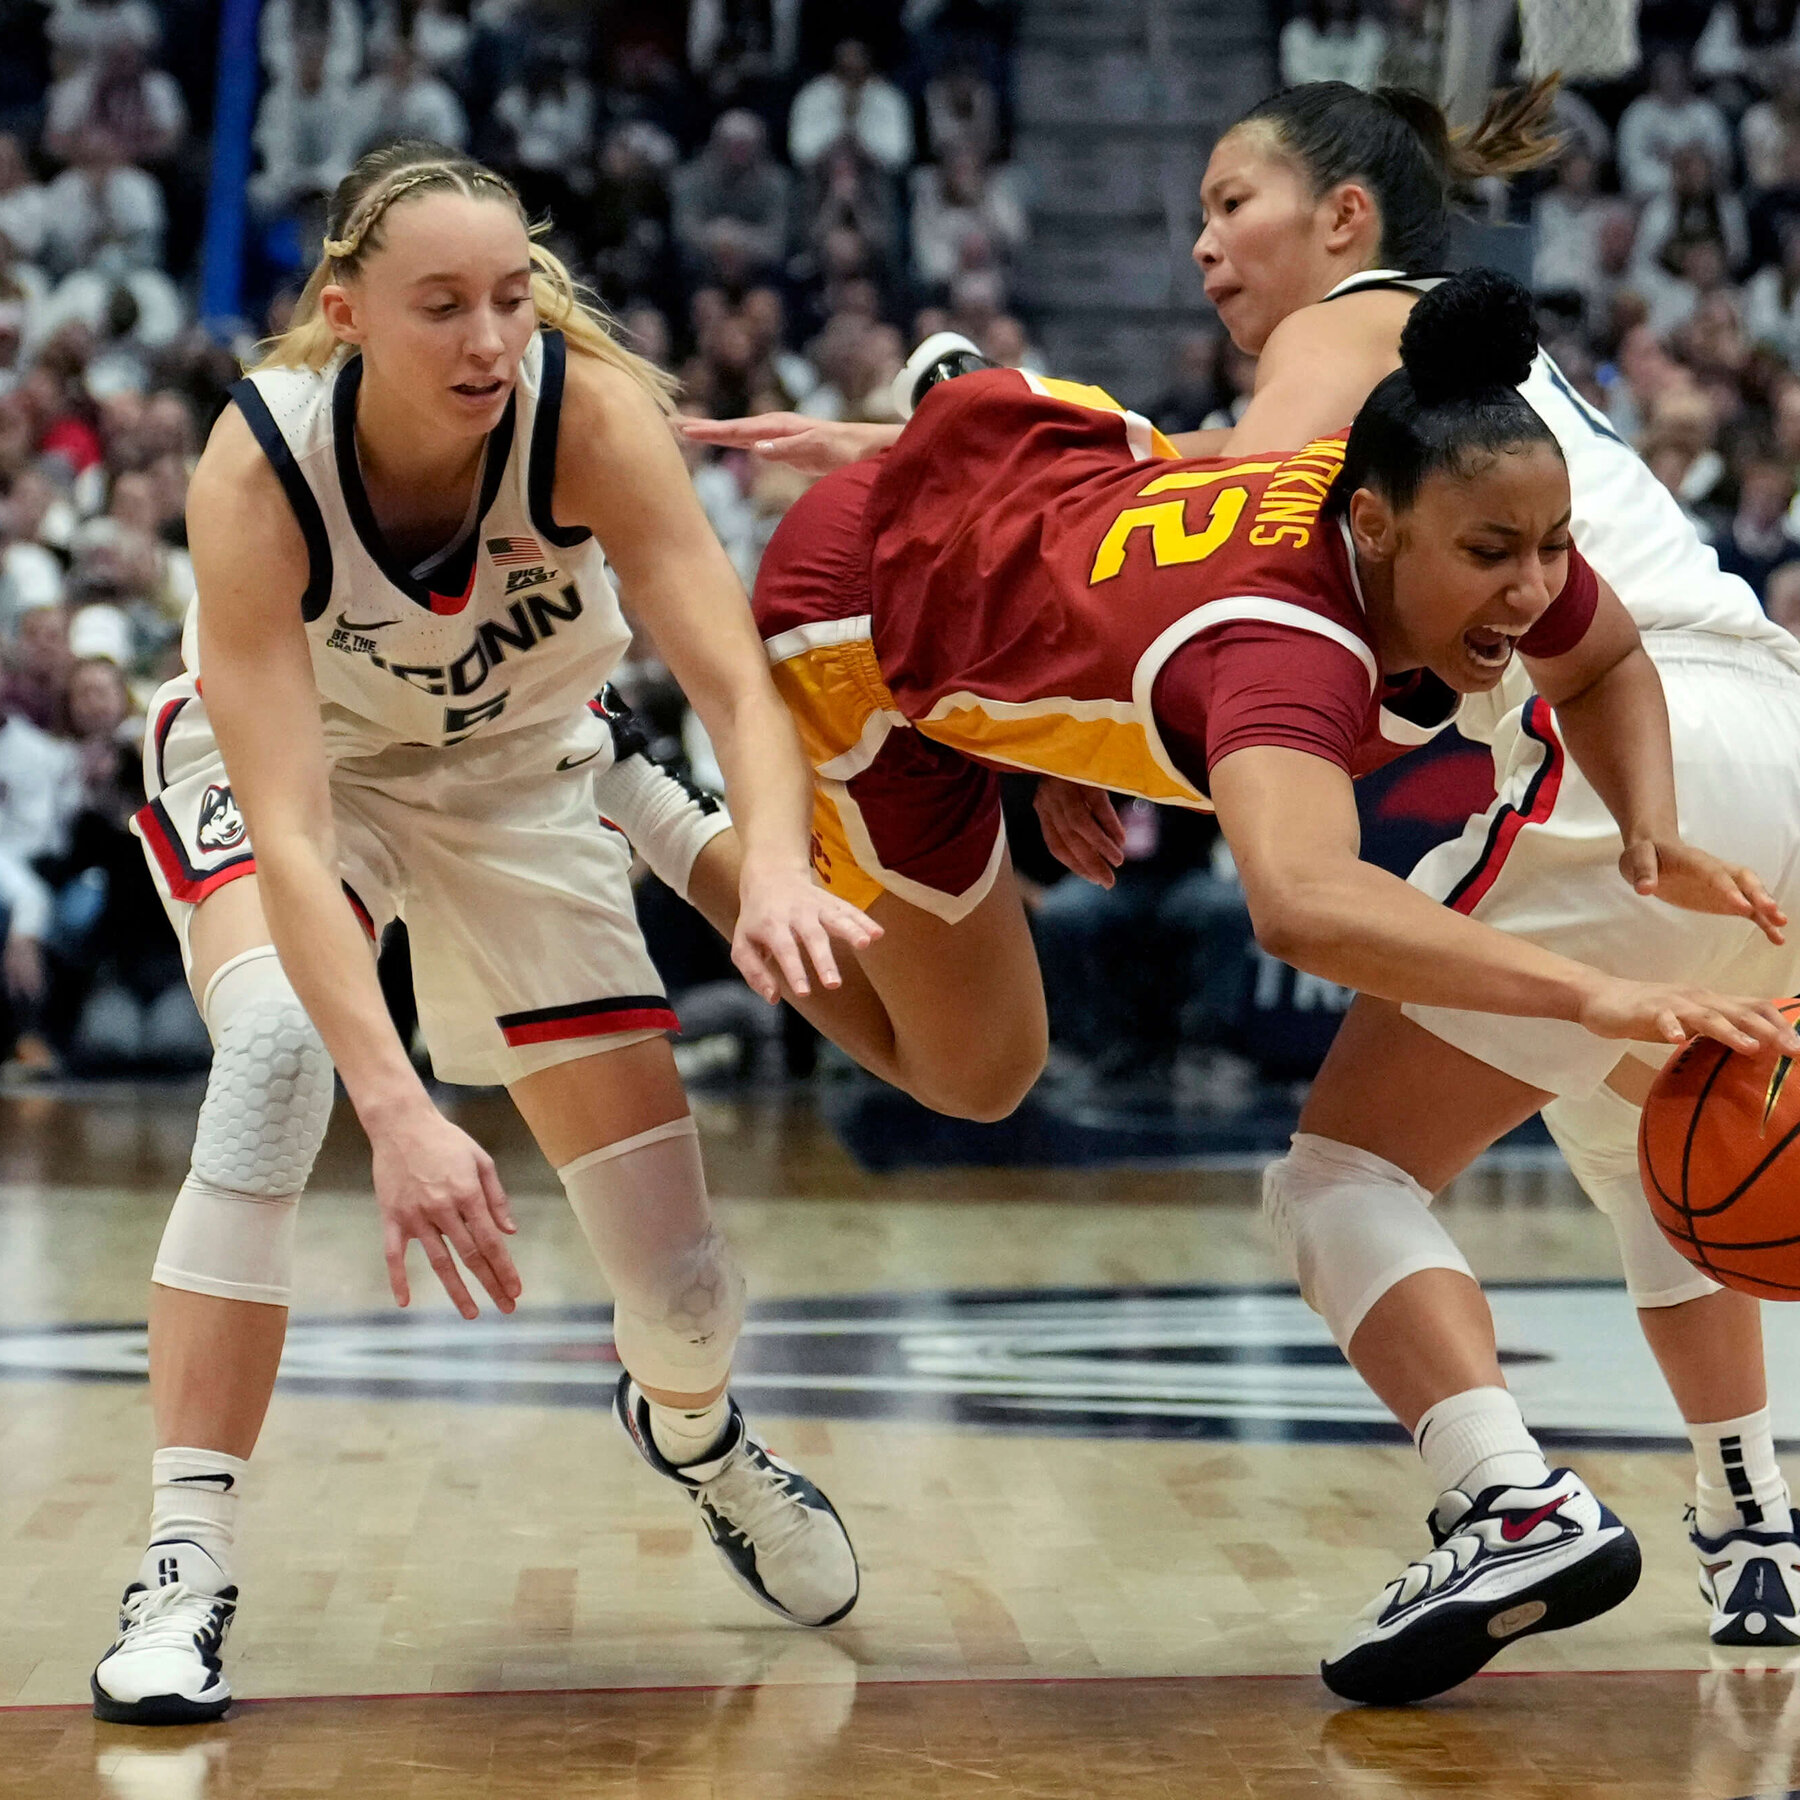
1415, 1386, 1551, 1499
1690, 1408, 1790, 1539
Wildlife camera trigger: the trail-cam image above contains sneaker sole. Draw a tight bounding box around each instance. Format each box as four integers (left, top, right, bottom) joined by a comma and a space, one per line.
1712, 1609, 1800, 1649
1321, 1528, 1643, 1706
91, 1673, 231, 1726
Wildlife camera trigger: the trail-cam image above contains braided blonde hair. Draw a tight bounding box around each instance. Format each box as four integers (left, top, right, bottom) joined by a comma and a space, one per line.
252, 140, 677, 412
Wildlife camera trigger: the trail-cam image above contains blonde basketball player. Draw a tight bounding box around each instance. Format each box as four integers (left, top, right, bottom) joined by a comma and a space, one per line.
93, 141, 874, 1726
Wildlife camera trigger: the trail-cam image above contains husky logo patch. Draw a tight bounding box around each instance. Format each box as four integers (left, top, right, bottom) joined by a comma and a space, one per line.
196, 783, 247, 853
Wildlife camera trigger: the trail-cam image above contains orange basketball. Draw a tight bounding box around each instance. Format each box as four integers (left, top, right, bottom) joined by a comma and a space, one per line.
1640, 1000, 1800, 1300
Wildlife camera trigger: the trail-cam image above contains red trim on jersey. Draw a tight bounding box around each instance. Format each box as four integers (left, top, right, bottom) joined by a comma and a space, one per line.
342, 882, 377, 940
151, 696, 187, 791
1444, 698, 1565, 915
135, 800, 257, 904
496, 996, 680, 1047
428, 560, 480, 616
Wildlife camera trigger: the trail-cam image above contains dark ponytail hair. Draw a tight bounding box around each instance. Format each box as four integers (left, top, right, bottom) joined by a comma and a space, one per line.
1235, 78, 1562, 271
1325, 268, 1559, 518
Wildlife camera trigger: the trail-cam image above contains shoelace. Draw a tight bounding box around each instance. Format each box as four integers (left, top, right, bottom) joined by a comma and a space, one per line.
114, 1583, 230, 1656
698, 1448, 815, 1556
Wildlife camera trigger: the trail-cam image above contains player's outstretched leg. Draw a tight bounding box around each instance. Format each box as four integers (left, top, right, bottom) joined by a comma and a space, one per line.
541, 1093, 858, 1627
1264, 1130, 1641, 1703
1544, 1083, 1800, 1649
93, 938, 332, 1724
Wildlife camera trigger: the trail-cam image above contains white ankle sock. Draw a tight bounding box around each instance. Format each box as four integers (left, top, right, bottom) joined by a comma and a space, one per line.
150, 1445, 247, 1579
1690, 1407, 1790, 1538
647, 1394, 732, 1466
1414, 1387, 1551, 1498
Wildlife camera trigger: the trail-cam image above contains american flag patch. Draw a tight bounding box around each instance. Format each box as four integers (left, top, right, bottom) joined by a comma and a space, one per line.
486, 535, 541, 566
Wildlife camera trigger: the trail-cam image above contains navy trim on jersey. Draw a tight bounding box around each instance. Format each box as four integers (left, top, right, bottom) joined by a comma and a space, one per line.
528, 330, 595, 550
228, 379, 335, 623
330, 353, 518, 611
1320, 271, 1448, 302
1541, 354, 1629, 446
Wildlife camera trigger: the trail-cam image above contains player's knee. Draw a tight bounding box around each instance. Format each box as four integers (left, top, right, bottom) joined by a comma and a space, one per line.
610, 1228, 747, 1395
911, 1029, 1046, 1122
154, 947, 333, 1308
1263, 1132, 1472, 1349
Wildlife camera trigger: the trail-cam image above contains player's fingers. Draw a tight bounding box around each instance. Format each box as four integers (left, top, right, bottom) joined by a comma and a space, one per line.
1655, 1008, 1688, 1045
1042, 809, 1110, 885
822, 897, 880, 946
1080, 789, 1127, 851
441, 1214, 514, 1313
798, 915, 841, 990
419, 1229, 479, 1320
477, 1155, 518, 1236
383, 1219, 411, 1309
1622, 841, 1659, 893
1069, 806, 1125, 869
730, 934, 783, 1004
1696, 1006, 1763, 1053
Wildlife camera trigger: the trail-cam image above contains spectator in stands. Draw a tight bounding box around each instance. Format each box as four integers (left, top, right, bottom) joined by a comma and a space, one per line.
345, 42, 467, 159
44, 39, 185, 168
492, 48, 594, 224
687, 0, 800, 119
1, 593, 69, 732
923, 53, 999, 161
249, 28, 355, 224
738, 284, 816, 403
672, 108, 790, 281
1278, 0, 1387, 92
979, 312, 1042, 371
1377, 0, 1441, 93
40, 127, 164, 277
789, 39, 913, 174
1696, 0, 1800, 92
587, 122, 676, 307
910, 144, 1026, 292
1534, 145, 1636, 322
0, 134, 45, 264
806, 138, 900, 280
260, 0, 363, 88
1635, 143, 1749, 276
1618, 46, 1733, 196
1743, 55, 1800, 191
1717, 446, 1800, 595
379, 0, 471, 86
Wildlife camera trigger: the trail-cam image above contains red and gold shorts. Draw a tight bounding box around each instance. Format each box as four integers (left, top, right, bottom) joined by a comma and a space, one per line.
753, 460, 1007, 924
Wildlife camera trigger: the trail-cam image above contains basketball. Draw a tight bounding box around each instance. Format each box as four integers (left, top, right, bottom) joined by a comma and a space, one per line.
1640, 1001, 1800, 1300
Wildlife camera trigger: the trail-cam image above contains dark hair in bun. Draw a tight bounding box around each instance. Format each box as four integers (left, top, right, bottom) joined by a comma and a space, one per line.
1325, 268, 1559, 519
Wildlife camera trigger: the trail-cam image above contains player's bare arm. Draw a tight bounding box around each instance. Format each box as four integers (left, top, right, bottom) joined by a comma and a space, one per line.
1522, 575, 1786, 942
555, 355, 880, 1001
1208, 742, 1800, 1056
191, 414, 519, 1320
677, 411, 902, 476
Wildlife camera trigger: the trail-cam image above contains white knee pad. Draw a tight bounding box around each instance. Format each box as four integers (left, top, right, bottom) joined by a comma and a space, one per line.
558, 1116, 746, 1394
1541, 1083, 1721, 1310
1262, 1132, 1474, 1349
153, 947, 334, 1307
594, 753, 732, 903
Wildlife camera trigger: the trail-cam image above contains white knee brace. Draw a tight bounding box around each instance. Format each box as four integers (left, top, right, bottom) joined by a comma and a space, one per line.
1262, 1132, 1474, 1349
1541, 1082, 1721, 1309
153, 947, 334, 1307
558, 1116, 746, 1395
594, 753, 731, 904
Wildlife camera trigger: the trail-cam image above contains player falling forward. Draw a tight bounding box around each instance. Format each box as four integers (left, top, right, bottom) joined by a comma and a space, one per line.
700, 79, 1800, 1700
93, 141, 873, 1726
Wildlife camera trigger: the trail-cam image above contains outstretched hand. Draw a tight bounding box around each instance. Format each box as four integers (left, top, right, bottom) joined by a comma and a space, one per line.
1035, 779, 1126, 887
1621, 838, 1788, 945
676, 413, 901, 477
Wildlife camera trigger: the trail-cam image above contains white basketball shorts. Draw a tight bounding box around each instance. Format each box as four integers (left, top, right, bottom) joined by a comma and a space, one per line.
132, 675, 676, 1087
1404, 632, 1800, 1098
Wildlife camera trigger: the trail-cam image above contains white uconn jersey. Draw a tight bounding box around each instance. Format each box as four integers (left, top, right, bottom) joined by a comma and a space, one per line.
207, 329, 630, 756
1325, 272, 1800, 733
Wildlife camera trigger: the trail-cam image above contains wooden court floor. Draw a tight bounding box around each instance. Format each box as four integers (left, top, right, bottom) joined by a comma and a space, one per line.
3, 1088, 1800, 1799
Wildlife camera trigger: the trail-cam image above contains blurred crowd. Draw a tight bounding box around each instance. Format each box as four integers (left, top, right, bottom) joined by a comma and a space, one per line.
9, 0, 1800, 1107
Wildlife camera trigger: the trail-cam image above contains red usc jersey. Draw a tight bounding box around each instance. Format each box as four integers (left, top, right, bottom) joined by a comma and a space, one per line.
850, 368, 1596, 802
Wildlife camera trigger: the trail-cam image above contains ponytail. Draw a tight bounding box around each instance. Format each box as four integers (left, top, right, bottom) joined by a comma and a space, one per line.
1236, 77, 1563, 272
252, 139, 678, 413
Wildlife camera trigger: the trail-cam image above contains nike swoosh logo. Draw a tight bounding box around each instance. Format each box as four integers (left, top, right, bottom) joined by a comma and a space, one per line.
170, 1473, 236, 1491
557, 749, 602, 771
1499, 1494, 1569, 1542
336, 612, 402, 633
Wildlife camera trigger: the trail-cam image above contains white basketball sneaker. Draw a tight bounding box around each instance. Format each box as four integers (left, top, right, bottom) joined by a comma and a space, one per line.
614, 1375, 859, 1626
1321, 1469, 1641, 1705
890, 331, 996, 420
91, 1540, 236, 1725
1693, 1508, 1800, 1648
